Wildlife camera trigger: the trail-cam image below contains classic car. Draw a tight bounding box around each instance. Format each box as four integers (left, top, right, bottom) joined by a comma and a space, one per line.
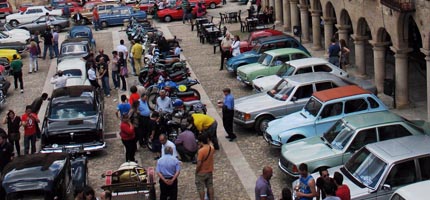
252, 58, 349, 92
236, 48, 310, 85
294, 135, 430, 199
53, 2, 84, 15
240, 29, 284, 53
0, 49, 21, 62
6, 6, 63, 27
3, 23, 31, 38
234, 72, 356, 133
157, 4, 197, 22
40, 85, 105, 153
390, 180, 430, 200
59, 37, 91, 62
188, 0, 221, 9
226, 35, 310, 74
0, 2, 13, 19
1, 153, 88, 199
100, 6, 147, 27
134, 0, 156, 14
57, 57, 91, 86
81, 3, 121, 24
265, 85, 387, 146
67, 25, 96, 50
278, 110, 430, 177
0, 31, 28, 53
17, 15, 70, 33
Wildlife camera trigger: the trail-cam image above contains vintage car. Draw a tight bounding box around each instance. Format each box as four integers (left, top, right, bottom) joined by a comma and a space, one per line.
3, 23, 31, 38
6, 6, 63, 27
188, 0, 221, 9
57, 57, 91, 86
0, 2, 13, 19
59, 37, 91, 62
100, 6, 147, 27
81, 3, 121, 24
226, 35, 310, 74
157, 4, 197, 22
234, 72, 357, 133
40, 85, 105, 153
0, 31, 28, 53
53, 2, 84, 14
252, 58, 349, 92
236, 48, 310, 85
17, 15, 70, 33
67, 25, 96, 50
278, 111, 430, 177
265, 85, 386, 146
134, 0, 155, 14
1, 153, 88, 199
239, 29, 284, 53
0, 49, 21, 62
390, 180, 430, 200
293, 135, 430, 199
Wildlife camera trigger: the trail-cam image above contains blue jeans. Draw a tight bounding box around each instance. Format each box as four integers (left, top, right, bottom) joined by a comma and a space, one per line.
328, 56, 340, 68
129, 57, 136, 75
24, 134, 36, 154
102, 76, 110, 95
53, 42, 59, 57
93, 19, 101, 31
112, 70, 120, 89
43, 44, 54, 59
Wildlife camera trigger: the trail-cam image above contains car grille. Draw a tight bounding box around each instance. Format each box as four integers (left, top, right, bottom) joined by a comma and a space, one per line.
279, 156, 294, 172
45, 131, 100, 145
237, 71, 246, 80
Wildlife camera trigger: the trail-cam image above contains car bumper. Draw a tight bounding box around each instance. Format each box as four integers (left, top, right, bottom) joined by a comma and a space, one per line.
40, 141, 106, 153
278, 159, 300, 177
263, 131, 282, 147
237, 75, 251, 85
233, 117, 254, 128
226, 64, 235, 72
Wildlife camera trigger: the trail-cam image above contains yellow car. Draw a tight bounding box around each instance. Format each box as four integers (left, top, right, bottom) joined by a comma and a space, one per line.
0, 49, 21, 63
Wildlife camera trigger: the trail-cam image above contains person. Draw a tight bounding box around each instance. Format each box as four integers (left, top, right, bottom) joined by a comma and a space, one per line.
256, 0, 262, 14
316, 167, 330, 200
156, 146, 181, 200
328, 38, 341, 67
323, 178, 340, 200
175, 125, 198, 162
129, 85, 140, 105
181, 0, 189, 23
0, 130, 13, 175
218, 88, 236, 141
188, 113, 219, 150
231, 35, 241, 57
339, 39, 350, 70
118, 52, 127, 91
88, 63, 100, 88
159, 134, 178, 157
138, 94, 151, 146
95, 49, 111, 67
2, 110, 21, 157
333, 172, 351, 200
21, 105, 39, 155
156, 90, 173, 113
120, 114, 136, 162
28, 40, 39, 73
195, 134, 215, 200
83, 186, 97, 200
33, 31, 42, 58
92, 8, 100, 31
186, 3, 193, 23
50, 70, 69, 89
158, 36, 169, 59
72, 10, 83, 24
117, 39, 129, 62
30, 93, 48, 114
99, 190, 112, 200
111, 51, 120, 89
41, 27, 54, 60
149, 111, 162, 158
280, 187, 292, 200
196, 2, 206, 18
63, 3, 70, 18
131, 40, 143, 74
10, 54, 24, 93
173, 43, 181, 56
98, 57, 111, 97
247, 0, 254, 18
52, 29, 59, 58
222, 0, 226, 5
44, 12, 52, 27
129, 40, 137, 75
157, 0, 165, 10
117, 95, 131, 119
295, 163, 317, 200
267, 6, 274, 23
262, 6, 270, 23
255, 166, 274, 200
220, 33, 232, 70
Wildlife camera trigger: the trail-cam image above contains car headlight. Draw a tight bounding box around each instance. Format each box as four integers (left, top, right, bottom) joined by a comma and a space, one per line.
235, 111, 251, 121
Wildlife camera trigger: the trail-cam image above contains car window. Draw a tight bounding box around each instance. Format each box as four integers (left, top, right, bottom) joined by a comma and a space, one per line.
257, 53, 272, 66
367, 97, 380, 108
385, 160, 417, 188
106, 5, 114, 9
36, 17, 46, 23
348, 128, 377, 152
0, 3, 9, 8
293, 84, 313, 100
62, 69, 83, 77
277, 63, 295, 77
296, 66, 313, 74
314, 65, 333, 72
120, 9, 129, 15
34, 9, 43, 13
315, 81, 336, 91
320, 102, 343, 119
98, 5, 105, 10
344, 98, 368, 114
378, 124, 412, 141
112, 10, 121, 15
418, 156, 430, 180
304, 97, 323, 117
62, 45, 88, 54
272, 55, 290, 66
50, 99, 96, 119
290, 53, 308, 60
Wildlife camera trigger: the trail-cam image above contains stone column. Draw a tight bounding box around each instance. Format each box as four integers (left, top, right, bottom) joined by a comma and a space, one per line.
290, 0, 299, 32
353, 35, 367, 77
372, 42, 388, 96
275, 0, 283, 25
337, 26, 350, 43
391, 47, 412, 109
299, 4, 310, 43
323, 18, 334, 50
283, 0, 291, 31
271, 0, 275, 8
421, 48, 430, 120
311, 10, 322, 50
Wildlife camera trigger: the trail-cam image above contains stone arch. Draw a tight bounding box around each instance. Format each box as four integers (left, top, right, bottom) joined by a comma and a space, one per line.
310, 0, 322, 11
324, 1, 336, 18
339, 9, 352, 28
356, 17, 372, 40
376, 27, 392, 43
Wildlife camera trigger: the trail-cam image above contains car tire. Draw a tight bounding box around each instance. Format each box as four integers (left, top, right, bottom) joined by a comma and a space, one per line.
254, 115, 274, 134
54, 25, 61, 32
209, 2, 216, 9
101, 21, 108, 28
10, 20, 18, 27
164, 15, 172, 22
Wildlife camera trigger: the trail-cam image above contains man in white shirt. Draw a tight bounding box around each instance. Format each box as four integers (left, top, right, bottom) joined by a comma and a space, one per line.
50, 70, 68, 89
160, 134, 178, 157
116, 39, 129, 60
156, 90, 173, 113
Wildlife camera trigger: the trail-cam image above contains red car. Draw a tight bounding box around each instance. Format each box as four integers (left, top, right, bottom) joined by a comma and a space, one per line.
0, 2, 13, 19
157, 4, 197, 22
239, 29, 284, 53
180, 0, 221, 9
55, 2, 84, 14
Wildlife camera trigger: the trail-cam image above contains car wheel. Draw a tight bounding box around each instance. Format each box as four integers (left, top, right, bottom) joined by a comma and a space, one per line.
10, 20, 18, 27
54, 25, 61, 32
101, 21, 108, 28
164, 15, 172, 22
209, 2, 216, 9
254, 115, 274, 134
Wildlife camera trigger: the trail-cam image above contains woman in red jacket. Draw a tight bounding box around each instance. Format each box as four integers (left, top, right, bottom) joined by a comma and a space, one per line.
120, 114, 137, 162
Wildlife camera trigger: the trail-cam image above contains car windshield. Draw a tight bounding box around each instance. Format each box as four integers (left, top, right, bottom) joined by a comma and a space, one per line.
50, 98, 96, 119
0, 3, 8, 8
73, 31, 90, 38
61, 44, 87, 54
276, 63, 295, 77
303, 97, 322, 117
267, 79, 294, 101
323, 120, 354, 150
3, 23, 13, 31
63, 69, 82, 77
252, 42, 262, 52
344, 148, 387, 189
0, 31, 9, 38
257, 53, 272, 66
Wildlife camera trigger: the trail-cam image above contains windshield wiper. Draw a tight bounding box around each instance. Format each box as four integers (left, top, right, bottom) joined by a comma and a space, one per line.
300, 112, 307, 118
320, 136, 332, 149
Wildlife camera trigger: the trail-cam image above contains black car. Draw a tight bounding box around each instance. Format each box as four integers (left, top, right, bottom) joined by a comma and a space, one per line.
58, 37, 91, 63
41, 86, 105, 153
1, 153, 88, 200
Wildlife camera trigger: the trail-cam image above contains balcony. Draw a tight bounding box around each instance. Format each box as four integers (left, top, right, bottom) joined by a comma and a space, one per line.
381, 0, 415, 12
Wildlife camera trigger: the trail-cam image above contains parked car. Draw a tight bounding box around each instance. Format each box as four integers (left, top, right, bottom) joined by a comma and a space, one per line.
6, 6, 63, 27
252, 58, 349, 92
3, 23, 31, 38
157, 4, 197, 22
279, 110, 430, 177
54, 2, 84, 15
40, 85, 105, 153
67, 25, 96, 50
188, 0, 221, 9
226, 35, 310, 74
294, 135, 430, 199
81, 3, 121, 24
0, 31, 28, 53
1, 153, 88, 199
100, 6, 147, 27
265, 85, 387, 146
57, 58, 91, 86
236, 48, 310, 85
17, 15, 70, 33
239, 29, 284, 53
59, 37, 91, 62
234, 72, 359, 133
0, 49, 21, 62
390, 180, 430, 200
0, 2, 13, 19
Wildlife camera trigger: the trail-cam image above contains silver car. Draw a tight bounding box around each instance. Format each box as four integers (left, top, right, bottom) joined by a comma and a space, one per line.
234, 72, 361, 133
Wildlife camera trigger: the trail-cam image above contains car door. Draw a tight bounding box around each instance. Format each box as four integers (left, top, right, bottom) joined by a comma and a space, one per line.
285, 84, 314, 115
119, 9, 131, 24
268, 54, 290, 76
314, 101, 344, 135
33, 17, 48, 32
342, 128, 377, 163
378, 160, 418, 199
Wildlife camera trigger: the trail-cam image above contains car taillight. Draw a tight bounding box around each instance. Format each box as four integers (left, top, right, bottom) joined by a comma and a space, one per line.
292, 165, 298, 173
244, 113, 251, 121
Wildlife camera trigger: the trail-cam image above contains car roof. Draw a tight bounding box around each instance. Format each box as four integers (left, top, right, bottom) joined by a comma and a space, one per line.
313, 85, 370, 102
264, 48, 306, 56
110, 6, 130, 10
286, 57, 330, 67
341, 111, 404, 130
284, 72, 343, 85
52, 85, 95, 99
256, 35, 293, 43
57, 57, 86, 70
366, 135, 430, 165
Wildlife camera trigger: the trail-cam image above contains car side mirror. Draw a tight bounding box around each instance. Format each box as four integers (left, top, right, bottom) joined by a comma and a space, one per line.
382, 184, 391, 191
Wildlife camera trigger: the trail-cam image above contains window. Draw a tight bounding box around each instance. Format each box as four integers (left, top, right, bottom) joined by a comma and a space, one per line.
367, 97, 380, 108
344, 98, 368, 114
315, 82, 336, 91
385, 160, 417, 188
378, 124, 412, 141
293, 84, 313, 100
314, 65, 333, 73
34, 9, 43, 13
272, 55, 290, 66
296, 67, 312, 74
121, 9, 129, 15
348, 128, 377, 152
320, 102, 343, 119
418, 156, 430, 180
290, 53, 308, 60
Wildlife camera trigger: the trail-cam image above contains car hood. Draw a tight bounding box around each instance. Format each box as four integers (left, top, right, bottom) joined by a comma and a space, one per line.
46, 117, 98, 134
6, 29, 30, 38
237, 62, 265, 74
281, 136, 338, 165
266, 111, 312, 137
228, 50, 258, 62
252, 75, 281, 91
65, 77, 91, 87
235, 92, 282, 113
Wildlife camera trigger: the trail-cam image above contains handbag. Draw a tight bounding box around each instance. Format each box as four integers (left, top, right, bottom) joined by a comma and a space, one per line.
120, 66, 129, 77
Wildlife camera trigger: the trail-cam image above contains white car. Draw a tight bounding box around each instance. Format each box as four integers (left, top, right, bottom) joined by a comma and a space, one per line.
0, 31, 29, 44
390, 180, 430, 200
3, 23, 31, 39
6, 6, 63, 27
56, 57, 90, 86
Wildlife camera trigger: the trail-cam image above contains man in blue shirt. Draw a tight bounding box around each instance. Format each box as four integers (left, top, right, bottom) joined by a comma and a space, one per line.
156, 146, 181, 200
116, 95, 131, 119
138, 94, 151, 147
328, 38, 341, 67
219, 88, 236, 141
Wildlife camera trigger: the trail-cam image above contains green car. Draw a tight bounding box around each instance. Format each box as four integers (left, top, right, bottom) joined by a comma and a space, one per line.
236, 48, 310, 85
278, 111, 430, 177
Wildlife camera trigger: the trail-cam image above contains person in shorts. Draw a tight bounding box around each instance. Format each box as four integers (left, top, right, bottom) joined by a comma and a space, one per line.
195, 134, 215, 200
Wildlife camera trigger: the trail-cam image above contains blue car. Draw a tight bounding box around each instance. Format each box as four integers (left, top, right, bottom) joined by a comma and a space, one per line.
99, 6, 147, 28
68, 25, 96, 50
226, 35, 310, 74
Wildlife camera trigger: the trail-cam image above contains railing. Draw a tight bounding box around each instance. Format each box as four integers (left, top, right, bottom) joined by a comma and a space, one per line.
380, 0, 415, 12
